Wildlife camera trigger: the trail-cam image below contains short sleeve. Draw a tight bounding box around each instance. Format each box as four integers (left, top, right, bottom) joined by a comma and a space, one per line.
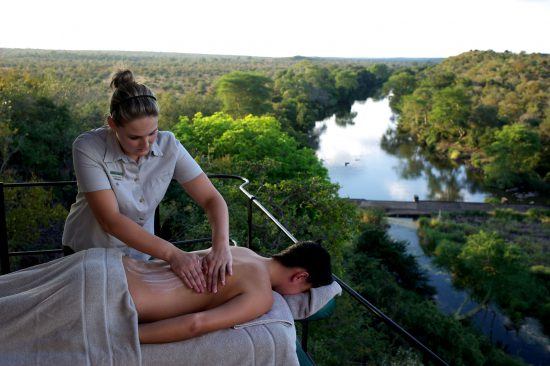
72, 137, 112, 192
172, 137, 203, 184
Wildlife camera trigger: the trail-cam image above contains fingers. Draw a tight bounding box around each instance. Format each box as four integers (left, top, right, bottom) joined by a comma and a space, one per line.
180, 272, 193, 290
189, 258, 206, 293
202, 259, 211, 292
227, 260, 233, 276
219, 265, 226, 286
213, 266, 221, 293
182, 271, 200, 293
210, 265, 219, 293
196, 261, 207, 290
176, 259, 206, 293
187, 269, 202, 293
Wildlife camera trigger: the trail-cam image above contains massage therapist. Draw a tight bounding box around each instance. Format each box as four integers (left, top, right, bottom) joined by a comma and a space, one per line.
62, 69, 232, 294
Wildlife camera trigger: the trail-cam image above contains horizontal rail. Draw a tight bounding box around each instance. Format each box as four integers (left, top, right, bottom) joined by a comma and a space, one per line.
2, 181, 78, 188
8, 248, 63, 256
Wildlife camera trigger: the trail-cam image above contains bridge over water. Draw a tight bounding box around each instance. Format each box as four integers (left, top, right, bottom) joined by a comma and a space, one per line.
350, 198, 548, 217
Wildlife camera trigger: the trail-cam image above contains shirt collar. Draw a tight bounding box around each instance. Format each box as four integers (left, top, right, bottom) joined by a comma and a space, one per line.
104, 128, 129, 163
103, 127, 163, 162
150, 138, 163, 157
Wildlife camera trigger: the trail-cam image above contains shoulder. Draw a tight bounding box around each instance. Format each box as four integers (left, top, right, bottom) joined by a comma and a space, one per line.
72, 126, 109, 157
237, 262, 272, 292
155, 130, 178, 147
154, 130, 183, 155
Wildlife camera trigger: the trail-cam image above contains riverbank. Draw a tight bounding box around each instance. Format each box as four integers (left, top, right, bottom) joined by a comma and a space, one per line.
352, 198, 548, 217
388, 216, 550, 365
417, 209, 550, 336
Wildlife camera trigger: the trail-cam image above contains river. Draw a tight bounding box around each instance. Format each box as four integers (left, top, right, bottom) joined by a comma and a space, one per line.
314, 97, 488, 202
314, 97, 550, 365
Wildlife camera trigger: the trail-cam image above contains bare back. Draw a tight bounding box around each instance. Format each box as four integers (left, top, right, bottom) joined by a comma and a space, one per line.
123, 246, 270, 323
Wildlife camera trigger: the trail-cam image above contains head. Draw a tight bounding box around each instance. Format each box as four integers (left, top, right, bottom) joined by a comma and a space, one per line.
271, 241, 333, 295
107, 69, 160, 159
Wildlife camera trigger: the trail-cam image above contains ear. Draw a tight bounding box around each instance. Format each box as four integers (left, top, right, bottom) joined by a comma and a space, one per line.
291, 270, 309, 283
107, 115, 117, 130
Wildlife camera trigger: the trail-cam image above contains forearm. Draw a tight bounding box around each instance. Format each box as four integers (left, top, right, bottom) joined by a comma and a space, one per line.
203, 194, 229, 249
139, 313, 201, 344
105, 213, 177, 261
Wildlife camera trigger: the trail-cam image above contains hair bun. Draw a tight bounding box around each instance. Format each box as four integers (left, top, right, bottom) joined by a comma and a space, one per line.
110, 69, 135, 89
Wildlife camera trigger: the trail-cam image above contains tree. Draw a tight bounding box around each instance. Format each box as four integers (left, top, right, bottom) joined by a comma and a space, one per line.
332, 68, 359, 104
449, 230, 539, 322
427, 86, 471, 144
173, 112, 326, 181
483, 123, 541, 188
215, 71, 273, 118
384, 71, 417, 111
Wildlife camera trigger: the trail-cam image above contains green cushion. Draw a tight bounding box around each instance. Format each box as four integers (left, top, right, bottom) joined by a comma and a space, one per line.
296, 341, 315, 366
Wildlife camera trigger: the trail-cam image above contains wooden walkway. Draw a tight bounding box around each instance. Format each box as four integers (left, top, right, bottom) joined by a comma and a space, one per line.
350, 199, 548, 217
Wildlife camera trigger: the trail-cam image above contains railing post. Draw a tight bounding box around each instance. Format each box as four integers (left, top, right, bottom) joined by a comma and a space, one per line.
301, 320, 310, 353
247, 197, 253, 248
154, 205, 161, 238
0, 183, 10, 274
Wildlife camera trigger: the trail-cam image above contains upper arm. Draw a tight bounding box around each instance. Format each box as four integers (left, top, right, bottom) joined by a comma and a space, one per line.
180, 172, 222, 209
84, 189, 120, 231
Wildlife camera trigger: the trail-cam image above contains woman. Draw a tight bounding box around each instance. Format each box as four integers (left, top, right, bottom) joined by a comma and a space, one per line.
62, 69, 231, 294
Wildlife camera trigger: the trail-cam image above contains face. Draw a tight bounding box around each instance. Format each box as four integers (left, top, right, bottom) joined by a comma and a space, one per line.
108, 115, 158, 159
273, 271, 312, 295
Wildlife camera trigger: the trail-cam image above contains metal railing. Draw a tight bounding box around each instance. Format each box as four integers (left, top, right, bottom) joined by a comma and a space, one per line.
0, 175, 449, 366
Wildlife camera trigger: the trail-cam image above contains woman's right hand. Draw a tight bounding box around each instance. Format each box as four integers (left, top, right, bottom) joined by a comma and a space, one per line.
167, 249, 207, 293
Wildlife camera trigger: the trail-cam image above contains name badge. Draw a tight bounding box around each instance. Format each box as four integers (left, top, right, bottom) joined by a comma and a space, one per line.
110, 171, 124, 181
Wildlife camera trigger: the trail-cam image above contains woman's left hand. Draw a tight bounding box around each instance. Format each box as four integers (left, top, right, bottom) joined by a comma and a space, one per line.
202, 245, 233, 293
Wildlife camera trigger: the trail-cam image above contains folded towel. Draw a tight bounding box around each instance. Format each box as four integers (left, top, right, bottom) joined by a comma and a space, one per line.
284, 280, 343, 320
234, 291, 294, 328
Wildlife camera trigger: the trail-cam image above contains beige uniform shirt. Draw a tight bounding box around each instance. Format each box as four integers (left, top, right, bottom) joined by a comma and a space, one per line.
62, 126, 203, 260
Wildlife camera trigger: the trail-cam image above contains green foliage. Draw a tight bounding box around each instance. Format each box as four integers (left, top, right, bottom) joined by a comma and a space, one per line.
157, 91, 221, 130
427, 86, 471, 143
360, 207, 388, 228
0, 71, 81, 179
2, 178, 69, 271
306, 219, 525, 366
385, 50, 549, 194
355, 223, 434, 296
173, 112, 327, 181
418, 211, 549, 332
215, 71, 274, 118
384, 71, 417, 110
483, 124, 542, 188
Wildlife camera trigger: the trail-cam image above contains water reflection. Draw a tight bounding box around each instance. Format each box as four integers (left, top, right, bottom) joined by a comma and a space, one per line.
314, 97, 488, 202
381, 128, 487, 201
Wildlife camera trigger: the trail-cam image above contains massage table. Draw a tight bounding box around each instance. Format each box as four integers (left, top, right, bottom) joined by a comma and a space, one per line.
0, 248, 341, 366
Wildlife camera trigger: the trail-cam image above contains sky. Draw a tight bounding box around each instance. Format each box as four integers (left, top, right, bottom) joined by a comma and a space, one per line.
1, 0, 549, 58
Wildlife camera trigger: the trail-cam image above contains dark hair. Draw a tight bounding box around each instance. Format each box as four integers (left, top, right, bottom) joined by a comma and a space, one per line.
109, 69, 159, 126
272, 241, 333, 287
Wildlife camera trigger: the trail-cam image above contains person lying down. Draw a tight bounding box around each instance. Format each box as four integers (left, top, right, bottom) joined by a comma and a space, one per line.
125, 241, 333, 344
